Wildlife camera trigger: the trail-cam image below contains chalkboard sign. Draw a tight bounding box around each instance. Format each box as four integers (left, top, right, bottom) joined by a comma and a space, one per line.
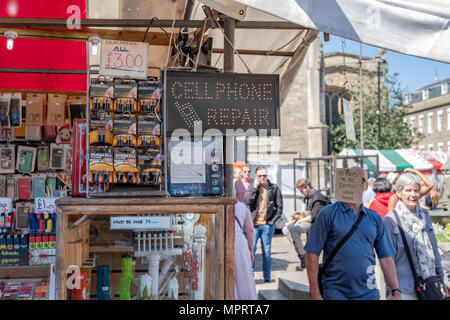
165, 71, 280, 135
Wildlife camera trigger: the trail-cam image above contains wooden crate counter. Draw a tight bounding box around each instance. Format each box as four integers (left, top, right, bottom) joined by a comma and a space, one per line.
55, 197, 237, 300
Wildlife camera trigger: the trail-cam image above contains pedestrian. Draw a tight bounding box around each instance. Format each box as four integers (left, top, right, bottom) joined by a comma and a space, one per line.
235, 164, 254, 203
244, 166, 283, 283
388, 168, 433, 212
304, 167, 402, 300
284, 178, 330, 271
367, 177, 393, 219
234, 201, 257, 300
363, 173, 377, 206
232, 166, 243, 198
383, 172, 450, 300
422, 186, 440, 211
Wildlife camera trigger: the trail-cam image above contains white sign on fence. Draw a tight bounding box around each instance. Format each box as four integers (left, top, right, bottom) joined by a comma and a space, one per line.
0, 197, 12, 213
110, 216, 172, 230
100, 40, 149, 80
343, 98, 356, 142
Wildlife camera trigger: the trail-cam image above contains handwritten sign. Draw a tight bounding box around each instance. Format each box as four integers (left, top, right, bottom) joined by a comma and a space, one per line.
110, 216, 172, 230
100, 40, 148, 80
166, 71, 280, 135
335, 168, 363, 204
0, 198, 12, 213
35, 197, 59, 214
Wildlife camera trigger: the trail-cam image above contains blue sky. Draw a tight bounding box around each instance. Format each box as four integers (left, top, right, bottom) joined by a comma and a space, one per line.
321, 34, 450, 94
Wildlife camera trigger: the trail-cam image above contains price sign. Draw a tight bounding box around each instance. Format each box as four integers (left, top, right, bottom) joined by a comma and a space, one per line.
100, 40, 148, 80
35, 197, 59, 214
110, 216, 172, 230
0, 197, 12, 213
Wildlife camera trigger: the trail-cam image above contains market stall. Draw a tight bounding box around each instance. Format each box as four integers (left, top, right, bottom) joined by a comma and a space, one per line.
338, 148, 446, 174
0, 0, 293, 300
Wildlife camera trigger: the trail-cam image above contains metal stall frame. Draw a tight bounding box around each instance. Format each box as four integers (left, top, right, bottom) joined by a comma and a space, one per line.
293, 154, 380, 210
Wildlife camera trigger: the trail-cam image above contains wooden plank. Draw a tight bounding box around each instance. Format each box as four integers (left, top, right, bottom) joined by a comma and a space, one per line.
0, 26, 171, 46
224, 204, 235, 300
0, 18, 306, 30
61, 205, 221, 215
0, 265, 50, 278
214, 206, 225, 300
57, 196, 236, 206
90, 245, 133, 253
55, 207, 69, 300
213, 48, 294, 57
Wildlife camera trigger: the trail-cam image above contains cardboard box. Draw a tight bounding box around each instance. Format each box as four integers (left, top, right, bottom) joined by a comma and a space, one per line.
47, 94, 67, 126
26, 94, 45, 126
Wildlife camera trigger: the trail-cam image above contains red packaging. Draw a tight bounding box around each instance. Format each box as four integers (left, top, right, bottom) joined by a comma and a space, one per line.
17, 177, 32, 200
72, 119, 87, 197
72, 119, 104, 196
72, 272, 87, 300
43, 126, 57, 141
29, 235, 36, 250
35, 235, 42, 249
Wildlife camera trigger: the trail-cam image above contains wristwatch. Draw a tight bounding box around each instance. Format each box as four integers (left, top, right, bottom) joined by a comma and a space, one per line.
391, 288, 402, 295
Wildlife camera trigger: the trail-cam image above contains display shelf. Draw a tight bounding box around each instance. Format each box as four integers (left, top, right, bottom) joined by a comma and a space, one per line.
0, 265, 50, 279
55, 196, 237, 300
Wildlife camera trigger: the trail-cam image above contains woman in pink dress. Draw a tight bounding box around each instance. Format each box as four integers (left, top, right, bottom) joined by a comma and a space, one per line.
234, 201, 258, 299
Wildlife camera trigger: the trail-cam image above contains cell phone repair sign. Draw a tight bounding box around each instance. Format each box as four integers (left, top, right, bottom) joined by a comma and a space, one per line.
110, 216, 172, 230
100, 40, 148, 80
165, 70, 280, 135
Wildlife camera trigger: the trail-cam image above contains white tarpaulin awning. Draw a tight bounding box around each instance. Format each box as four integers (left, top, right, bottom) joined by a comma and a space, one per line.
231, 0, 450, 63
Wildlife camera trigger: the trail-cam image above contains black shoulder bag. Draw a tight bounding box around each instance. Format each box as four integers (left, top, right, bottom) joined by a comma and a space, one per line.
392, 210, 443, 300
318, 213, 364, 296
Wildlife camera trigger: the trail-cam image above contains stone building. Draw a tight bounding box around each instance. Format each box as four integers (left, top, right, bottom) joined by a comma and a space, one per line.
405, 78, 450, 151
323, 49, 387, 153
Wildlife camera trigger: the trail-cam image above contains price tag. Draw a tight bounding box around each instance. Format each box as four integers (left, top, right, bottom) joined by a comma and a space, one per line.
35, 197, 59, 214
100, 40, 148, 80
0, 197, 13, 213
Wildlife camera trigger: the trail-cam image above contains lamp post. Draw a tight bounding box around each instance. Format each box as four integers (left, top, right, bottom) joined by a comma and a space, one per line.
376, 56, 383, 150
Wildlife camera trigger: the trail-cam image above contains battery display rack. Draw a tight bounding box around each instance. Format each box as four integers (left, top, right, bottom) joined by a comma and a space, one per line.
87, 74, 165, 197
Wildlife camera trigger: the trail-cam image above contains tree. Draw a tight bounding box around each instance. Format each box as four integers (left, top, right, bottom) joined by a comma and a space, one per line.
328, 73, 422, 154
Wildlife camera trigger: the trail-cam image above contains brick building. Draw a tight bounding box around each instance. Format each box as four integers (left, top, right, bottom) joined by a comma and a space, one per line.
405, 78, 450, 151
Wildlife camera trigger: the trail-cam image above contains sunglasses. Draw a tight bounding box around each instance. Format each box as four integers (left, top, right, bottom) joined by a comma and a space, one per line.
257, 174, 267, 178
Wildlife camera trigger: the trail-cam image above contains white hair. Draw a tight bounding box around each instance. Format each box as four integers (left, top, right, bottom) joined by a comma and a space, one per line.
395, 172, 421, 192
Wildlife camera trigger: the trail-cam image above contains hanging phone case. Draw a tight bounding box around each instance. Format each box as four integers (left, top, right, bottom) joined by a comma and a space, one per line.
0, 145, 15, 174
37, 146, 50, 172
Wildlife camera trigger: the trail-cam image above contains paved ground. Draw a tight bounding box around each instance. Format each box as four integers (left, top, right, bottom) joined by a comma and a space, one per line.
253, 231, 303, 290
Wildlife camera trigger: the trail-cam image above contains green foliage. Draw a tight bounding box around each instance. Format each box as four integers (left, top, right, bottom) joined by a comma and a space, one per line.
433, 223, 450, 243
329, 73, 423, 154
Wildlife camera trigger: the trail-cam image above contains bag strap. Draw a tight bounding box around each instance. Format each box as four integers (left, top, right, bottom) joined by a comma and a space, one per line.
392, 209, 420, 283
235, 215, 244, 233
319, 211, 364, 277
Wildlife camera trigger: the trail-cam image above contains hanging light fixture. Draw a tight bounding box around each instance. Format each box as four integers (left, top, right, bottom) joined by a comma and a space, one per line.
4, 30, 18, 50
88, 36, 101, 56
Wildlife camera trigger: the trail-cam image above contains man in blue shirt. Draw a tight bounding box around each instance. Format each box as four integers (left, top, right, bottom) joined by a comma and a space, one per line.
304, 167, 402, 300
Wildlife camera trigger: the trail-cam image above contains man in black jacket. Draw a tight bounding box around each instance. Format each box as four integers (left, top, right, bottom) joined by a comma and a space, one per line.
244, 166, 283, 283
286, 178, 330, 270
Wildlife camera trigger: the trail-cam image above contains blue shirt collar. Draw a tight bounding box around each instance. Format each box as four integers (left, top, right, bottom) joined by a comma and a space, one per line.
338, 202, 368, 216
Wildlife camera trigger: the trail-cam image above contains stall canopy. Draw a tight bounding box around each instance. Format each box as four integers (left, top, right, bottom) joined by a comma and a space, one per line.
339, 148, 446, 173
232, 0, 450, 63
